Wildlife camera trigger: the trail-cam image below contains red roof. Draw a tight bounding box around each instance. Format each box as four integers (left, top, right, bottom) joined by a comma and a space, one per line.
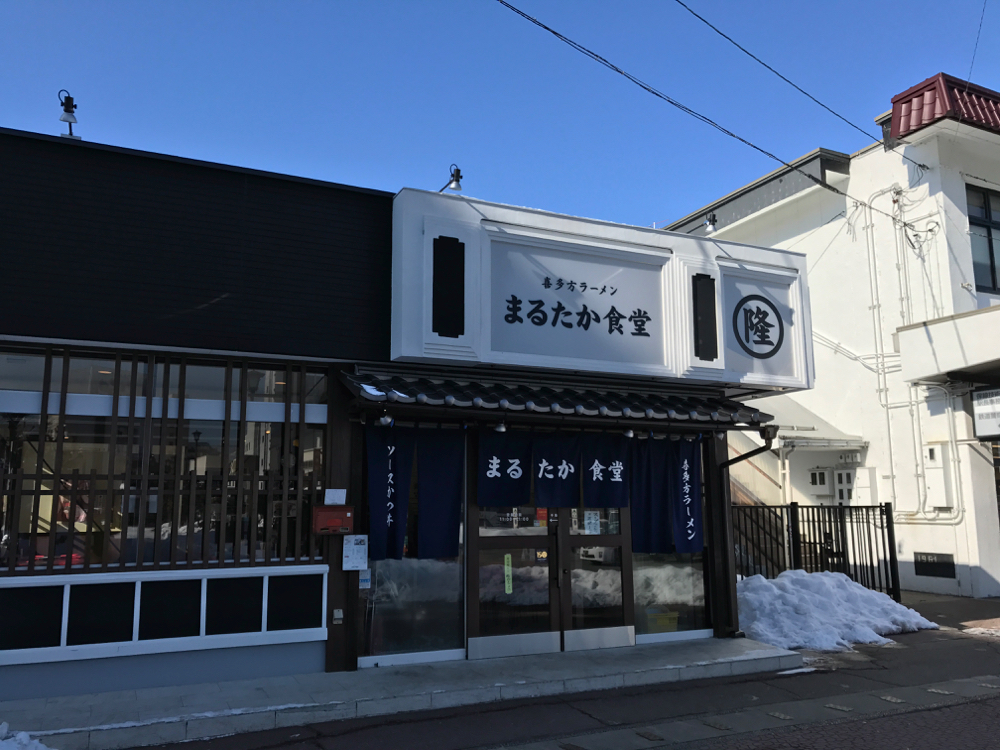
890, 73, 1000, 139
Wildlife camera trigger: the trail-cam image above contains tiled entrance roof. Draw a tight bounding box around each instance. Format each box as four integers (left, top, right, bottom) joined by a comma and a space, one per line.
342, 371, 774, 426
891, 73, 1000, 139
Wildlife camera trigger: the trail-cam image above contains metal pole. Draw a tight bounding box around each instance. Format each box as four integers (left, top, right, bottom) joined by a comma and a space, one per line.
884, 502, 902, 602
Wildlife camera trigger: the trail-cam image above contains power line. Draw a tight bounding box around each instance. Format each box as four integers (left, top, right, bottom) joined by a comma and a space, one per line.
965, 0, 989, 82
954, 0, 989, 136
496, 0, 916, 230
670, 0, 929, 171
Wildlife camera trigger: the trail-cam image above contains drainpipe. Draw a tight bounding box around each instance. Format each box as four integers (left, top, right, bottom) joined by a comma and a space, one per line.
721, 425, 779, 470
779, 444, 796, 506
864, 185, 902, 513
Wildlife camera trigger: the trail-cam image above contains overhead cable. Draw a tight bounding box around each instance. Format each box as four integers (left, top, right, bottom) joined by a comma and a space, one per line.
496, 0, 916, 230
954, 0, 990, 136
670, 0, 929, 171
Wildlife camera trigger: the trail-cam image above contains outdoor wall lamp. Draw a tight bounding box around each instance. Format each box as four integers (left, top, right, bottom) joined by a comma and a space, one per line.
704, 212, 717, 233
378, 412, 393, 427
58, 89, 80, 140
495, 421, 506, 433
439, 164, 462, 192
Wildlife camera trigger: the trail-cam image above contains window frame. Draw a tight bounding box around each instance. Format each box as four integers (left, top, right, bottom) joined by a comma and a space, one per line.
968, 185, 1000, 293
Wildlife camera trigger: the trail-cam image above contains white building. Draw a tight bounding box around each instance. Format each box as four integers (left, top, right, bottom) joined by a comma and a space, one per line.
668, 73, 1000, 597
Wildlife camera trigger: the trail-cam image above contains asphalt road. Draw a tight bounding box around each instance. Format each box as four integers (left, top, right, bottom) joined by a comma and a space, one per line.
679, 694, 1000, 749
138, 591, 1000, 750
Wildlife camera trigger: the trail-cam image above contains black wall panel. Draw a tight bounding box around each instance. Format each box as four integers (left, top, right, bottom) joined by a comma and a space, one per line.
267, 574, 323, 631
67, 582, 135, 645
206, 577, 263, 635
139, 579, 202, 640
0, 587, 63, 650
0, 130, 394, 361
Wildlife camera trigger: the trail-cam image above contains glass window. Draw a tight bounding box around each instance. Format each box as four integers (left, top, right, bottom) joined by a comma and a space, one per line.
360, 448, 465, 656
968, 186, 987, 219
56, 357, 162, 399
246, 369, 294, 403
972, 226, 993, 288
183, 365, 235, 401
64, 359, 119, 395
571, 546, 623, 630
245, 369, 327, 404
568, 507, 620, 535
362, 557, 465, 655
479, 506, 547, 536
991, 193, 1000, 219
633, 552, 708, 634
968, 185, 1000, 292
0, 354, 48, 392
478, 547, 549, 637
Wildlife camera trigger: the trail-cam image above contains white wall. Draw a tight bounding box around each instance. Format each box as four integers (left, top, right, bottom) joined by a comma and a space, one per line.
711, 123, 1000, 597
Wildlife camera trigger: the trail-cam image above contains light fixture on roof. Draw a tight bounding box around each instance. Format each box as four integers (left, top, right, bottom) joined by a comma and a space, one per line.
623, 429, 634, 438
439, 164, 462, 193
495, 421, 506, 433
58, 90, 80, 140
704, 212, 717, 233
378, 412, 393, 427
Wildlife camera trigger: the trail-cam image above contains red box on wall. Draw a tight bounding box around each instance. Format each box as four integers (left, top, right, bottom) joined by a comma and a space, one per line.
312, 506, 354, 535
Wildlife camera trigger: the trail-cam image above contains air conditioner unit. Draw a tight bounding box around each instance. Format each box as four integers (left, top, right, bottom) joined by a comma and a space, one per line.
838, 452, 861, 466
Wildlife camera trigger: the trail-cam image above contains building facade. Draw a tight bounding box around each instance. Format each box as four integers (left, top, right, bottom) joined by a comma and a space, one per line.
0, 127, 812, 698
668, 73, 1000, 597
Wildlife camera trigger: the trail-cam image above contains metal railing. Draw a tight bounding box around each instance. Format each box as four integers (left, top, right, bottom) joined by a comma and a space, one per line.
733, 502, 901, 601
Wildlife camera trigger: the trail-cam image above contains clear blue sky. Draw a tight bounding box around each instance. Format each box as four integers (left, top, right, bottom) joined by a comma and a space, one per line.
2, 1, 996, 228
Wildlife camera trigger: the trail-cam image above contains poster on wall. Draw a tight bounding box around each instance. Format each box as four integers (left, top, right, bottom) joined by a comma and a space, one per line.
972, 388, 1000, 439
342, 535, 368, 571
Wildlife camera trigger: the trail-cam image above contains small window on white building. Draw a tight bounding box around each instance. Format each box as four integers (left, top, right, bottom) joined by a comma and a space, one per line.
967, 185, 1000, 293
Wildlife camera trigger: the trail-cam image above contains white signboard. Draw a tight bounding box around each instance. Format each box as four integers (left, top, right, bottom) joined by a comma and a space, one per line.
973, 389, 1000, 439
390, 189, 814, 393
359, 568, 372, 590
722, 270, 795, 379
342, 534, 368, 571
583, 510, 601, 536
490, 241, 665, 365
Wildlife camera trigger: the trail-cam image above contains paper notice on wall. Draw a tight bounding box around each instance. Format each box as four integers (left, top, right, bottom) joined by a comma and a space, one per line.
504, 553, 513, 595
584, 510, 601, 536
324, 488, 347, 505
342, 535, 368, 571
359, 568, 372, 589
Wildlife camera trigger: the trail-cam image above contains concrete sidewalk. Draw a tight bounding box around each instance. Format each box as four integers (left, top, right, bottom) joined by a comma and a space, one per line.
0, 637, 799, 750
126, 589, 1000, 750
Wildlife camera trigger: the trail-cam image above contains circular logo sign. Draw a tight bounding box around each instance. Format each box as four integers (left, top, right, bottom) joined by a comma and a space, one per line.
732, 294, 784, 359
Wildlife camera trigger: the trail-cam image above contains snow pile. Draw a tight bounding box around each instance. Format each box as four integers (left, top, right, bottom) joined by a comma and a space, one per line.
0, 724, 52, 750
738, 570, 937, 651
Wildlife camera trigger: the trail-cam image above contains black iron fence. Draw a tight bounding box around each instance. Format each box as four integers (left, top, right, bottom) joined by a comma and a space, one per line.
733, 502, 901, 601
